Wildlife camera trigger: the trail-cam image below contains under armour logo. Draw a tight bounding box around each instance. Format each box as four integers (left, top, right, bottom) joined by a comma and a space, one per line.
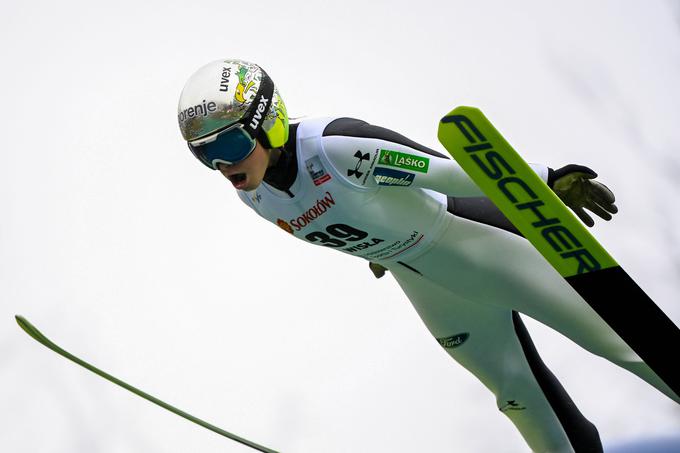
347, 150, 370, 178
499, 400, 526, 412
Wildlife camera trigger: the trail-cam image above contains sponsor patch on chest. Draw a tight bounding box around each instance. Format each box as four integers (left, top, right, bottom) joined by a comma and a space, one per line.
379, 149, 429, 173
373, 167, 415, 186
305, 156, 332, 186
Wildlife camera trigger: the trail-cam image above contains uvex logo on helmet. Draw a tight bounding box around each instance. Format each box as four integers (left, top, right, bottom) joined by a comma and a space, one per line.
219, 67, 231, 92
249, 95, 270, 129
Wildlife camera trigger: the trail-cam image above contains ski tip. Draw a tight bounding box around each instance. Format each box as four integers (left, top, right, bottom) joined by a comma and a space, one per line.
15, 314, 34, 335
15, 314, 28, 329
15, 315, 47, 344
439, 105, 480, 124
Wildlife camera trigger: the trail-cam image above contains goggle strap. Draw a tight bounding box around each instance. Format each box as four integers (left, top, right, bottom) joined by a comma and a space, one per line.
242, 70, 275, 140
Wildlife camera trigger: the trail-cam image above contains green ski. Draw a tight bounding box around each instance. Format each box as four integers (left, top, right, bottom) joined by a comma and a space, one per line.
437, 106, 680, 395
15, 315, 279, 453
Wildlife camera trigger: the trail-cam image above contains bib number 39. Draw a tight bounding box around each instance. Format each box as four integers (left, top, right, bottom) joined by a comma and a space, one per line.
305, 224, 368, 248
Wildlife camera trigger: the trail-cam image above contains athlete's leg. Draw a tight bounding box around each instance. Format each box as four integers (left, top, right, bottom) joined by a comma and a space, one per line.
389, 265, 602, 453
397, 213, 679, 403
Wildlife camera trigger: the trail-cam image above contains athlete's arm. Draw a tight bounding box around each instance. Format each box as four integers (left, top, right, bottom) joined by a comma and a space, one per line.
321, 117, 549, 197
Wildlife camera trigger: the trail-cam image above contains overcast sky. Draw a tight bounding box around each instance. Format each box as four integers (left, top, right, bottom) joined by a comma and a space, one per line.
2, 1, 680, 452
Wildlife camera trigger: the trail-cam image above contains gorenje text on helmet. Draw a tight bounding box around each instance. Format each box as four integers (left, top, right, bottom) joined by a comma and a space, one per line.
178, 100, 218, 123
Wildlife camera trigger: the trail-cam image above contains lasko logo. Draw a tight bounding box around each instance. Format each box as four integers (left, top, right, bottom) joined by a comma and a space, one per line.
178, 100, 218, 122
289, 192, 336, 230
443, 114, 602, 275
373, 167, 415, 187
436, 332, 469, 349
249, 95, 270, 129
379, 149, 429, 173
219, 67, 232, 92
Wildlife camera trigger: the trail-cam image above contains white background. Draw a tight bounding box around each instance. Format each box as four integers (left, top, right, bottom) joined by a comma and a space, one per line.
2, 1, 680, 452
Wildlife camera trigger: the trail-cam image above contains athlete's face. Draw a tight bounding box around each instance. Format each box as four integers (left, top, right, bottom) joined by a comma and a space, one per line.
217, 140, 269, 191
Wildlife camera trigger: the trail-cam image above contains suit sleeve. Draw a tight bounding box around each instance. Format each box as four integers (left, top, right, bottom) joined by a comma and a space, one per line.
321, 117, 549, 197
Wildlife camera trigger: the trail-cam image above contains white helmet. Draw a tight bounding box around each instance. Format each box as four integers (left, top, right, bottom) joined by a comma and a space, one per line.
178, 59, 289, 151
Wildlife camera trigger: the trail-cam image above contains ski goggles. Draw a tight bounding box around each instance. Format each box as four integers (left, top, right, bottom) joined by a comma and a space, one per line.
188, 123, 256, 169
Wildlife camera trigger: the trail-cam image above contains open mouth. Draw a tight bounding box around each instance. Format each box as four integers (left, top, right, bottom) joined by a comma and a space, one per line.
227, 172, 248, 189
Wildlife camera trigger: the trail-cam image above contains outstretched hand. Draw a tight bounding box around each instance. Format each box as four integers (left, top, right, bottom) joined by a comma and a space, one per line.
369, 262, 387, 279
549, 164, 618, 227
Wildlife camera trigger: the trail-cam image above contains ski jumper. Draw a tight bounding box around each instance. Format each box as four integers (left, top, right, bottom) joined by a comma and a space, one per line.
236, 117, 678, 453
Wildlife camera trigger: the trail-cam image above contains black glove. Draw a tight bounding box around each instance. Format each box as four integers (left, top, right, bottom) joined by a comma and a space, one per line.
547, 164, 618, 227
369, 262, 387, 279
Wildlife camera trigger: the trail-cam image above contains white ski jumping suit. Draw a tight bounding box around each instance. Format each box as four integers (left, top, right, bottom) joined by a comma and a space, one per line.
237, 117, 678, 453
